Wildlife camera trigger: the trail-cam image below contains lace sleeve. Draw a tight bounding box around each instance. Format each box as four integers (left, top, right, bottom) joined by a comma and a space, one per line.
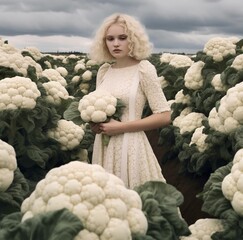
139, 60, 171, 113
96, 63, 111, 88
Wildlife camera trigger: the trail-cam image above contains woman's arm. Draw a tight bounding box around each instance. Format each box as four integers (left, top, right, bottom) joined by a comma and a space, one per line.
99, 111, 171, 136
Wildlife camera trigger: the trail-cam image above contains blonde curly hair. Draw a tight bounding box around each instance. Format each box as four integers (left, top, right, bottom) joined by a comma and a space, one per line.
88, 13, 153, 63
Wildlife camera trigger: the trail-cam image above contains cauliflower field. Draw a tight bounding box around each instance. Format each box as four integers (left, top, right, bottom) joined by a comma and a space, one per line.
0, 36, 243, 239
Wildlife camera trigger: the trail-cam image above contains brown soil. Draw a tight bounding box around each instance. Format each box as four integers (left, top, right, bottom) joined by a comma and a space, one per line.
146, 129, 212, 225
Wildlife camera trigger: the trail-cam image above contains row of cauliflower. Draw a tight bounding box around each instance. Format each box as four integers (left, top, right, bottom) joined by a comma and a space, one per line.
0, 36, 243, 239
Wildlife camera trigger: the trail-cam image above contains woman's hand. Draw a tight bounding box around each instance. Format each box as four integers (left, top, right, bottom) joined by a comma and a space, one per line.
99, 119, 124, 136
89, 122, 102, 134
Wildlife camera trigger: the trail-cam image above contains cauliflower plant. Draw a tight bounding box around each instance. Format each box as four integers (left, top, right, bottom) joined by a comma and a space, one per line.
82, 70, 92, 81
221, 148, 243, 216
42, 81, 70, 105
74, 63, 86, 72
173, 107, 192, 128
231, 54, 243, 71
0, 50, 42, 77
22, 46, 43, 61
174, 90, 191, 104
174, 112, 207, 135
78, 90, 121, 123
180, 218, 224, 240
0, 139, 17, 192
47, 119, 85, 150
184, 61, 205, 90
0, 76, 41, 110
203, 37, 236, 62
79, 83, 90, 95
55, 66, 68, 77
21, 161, 148, 240
160, 53, 175, 64
41, 69, 67, 87
189, 126, 208, 152
208, 82, 243, 133
211, 74, 227, 92
169, 55, 194, 68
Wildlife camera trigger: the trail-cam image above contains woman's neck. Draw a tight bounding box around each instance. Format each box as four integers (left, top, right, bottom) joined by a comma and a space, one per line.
113, 57, 140, 68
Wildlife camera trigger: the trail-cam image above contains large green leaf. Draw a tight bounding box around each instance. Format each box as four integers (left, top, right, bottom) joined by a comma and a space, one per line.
0, 209, 83, 240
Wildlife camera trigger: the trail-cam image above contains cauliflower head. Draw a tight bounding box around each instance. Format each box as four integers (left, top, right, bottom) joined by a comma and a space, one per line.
208, 82, 243, 133
221, 149, 243, 216
82, 70, 92, 81
47, 119, 85, 150
21, 161, 148, 240
203, 37, 236, 62
184, 61, 205, 90
174, 112, 207, 135
169, 54, 194, 68
231, 54, 243, 71
0, 139, 17, 192
189, 126, 208, 152
41, 69, 67, 87
78, 90, 118, 123
0, 76, 41, 110
180, 218, 224, 240
211, 74, 227, 92
42, 81, 70, 105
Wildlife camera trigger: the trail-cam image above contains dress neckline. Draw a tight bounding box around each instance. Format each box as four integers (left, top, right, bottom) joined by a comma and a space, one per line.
111, 62, 139, 70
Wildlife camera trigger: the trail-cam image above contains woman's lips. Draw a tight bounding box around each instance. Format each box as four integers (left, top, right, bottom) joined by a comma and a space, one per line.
113, 49, 121, 53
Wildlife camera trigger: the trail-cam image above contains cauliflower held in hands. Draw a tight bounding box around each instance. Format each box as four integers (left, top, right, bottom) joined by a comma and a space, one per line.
0, 76, 41, 110
78, 90, 123, 123
47, 119, 85, 150
0, 139, 17, 192
222, 149, 243, 216
21, 161, 148, 240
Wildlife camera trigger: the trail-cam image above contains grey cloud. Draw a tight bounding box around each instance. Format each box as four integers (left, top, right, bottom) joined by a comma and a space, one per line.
0, 0, 242, 53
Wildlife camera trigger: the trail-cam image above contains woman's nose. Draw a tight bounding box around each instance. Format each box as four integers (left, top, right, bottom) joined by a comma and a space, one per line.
113, 38, 119, 46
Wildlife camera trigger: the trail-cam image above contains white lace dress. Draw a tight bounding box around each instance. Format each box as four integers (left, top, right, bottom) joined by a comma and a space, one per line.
92, 60, 171, 189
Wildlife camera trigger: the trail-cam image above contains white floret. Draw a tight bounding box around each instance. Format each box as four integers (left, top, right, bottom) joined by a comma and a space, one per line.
174, 90, 191, 104
176, 112, 207, 134
211, 74, 227, 92
21, 161, 148, 239
231, 54, 243, 71
184, 61, 205, 90
0, 76, 41, 110
78, 90, 118, 123
222, 149, 243, 216
22, 46, 43, 61
42, 81, 70, 105
180, 218, 224, 240
160, 53, 176, 64
203, 37, 236, 62
55, 66, 68, 77
41, 69, 67, 87
47, 119, 85, 150
82, 70, 92, 81
190, 126, 208, 152
0, 139, 17, 192
169, 55, 194, 68
0, 50, 42, 77
208, 82, 243, 133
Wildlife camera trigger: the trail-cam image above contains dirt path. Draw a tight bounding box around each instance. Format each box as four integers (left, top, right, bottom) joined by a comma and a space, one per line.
146, 129, 211, 225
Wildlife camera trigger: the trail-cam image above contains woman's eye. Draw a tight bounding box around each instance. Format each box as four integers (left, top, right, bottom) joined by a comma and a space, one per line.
119, 35, 127, 40
106, 37, 114, 41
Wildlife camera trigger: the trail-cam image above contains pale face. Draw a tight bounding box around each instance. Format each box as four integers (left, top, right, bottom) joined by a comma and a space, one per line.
105, 23, 130, 60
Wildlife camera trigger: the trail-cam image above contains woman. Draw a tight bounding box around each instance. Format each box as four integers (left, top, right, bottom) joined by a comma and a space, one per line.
88, 13, 171, 189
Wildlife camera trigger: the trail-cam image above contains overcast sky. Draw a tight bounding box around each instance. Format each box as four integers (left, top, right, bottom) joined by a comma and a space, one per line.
1, 0, 243, 54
